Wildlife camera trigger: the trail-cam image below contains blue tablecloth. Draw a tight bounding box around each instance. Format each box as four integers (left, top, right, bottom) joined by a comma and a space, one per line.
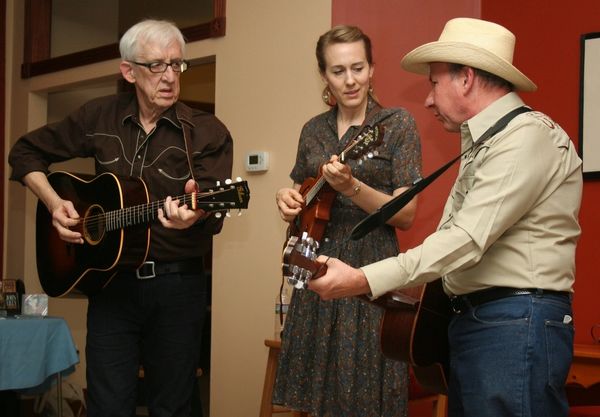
0, 316, 79, 392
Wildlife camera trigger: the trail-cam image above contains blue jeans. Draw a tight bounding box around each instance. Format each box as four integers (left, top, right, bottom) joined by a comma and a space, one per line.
447, 293, 573, 417
86, 270, 207, 417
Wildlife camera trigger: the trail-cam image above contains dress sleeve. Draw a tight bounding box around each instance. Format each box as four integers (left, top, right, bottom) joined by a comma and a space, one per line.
290, 122, 311, 185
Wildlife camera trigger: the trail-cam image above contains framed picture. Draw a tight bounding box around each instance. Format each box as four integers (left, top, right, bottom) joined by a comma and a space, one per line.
579, 32, 600, 179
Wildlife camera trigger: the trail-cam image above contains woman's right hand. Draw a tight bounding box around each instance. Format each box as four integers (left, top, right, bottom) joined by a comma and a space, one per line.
275, 187, 304, 222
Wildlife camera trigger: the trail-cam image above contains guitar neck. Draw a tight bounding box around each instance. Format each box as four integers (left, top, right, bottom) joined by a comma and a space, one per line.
304, 176, 328, 206
300, 124, 381, 207
303, 147, 354, 206
104, 190, 241, 231
102, 193, 174, 231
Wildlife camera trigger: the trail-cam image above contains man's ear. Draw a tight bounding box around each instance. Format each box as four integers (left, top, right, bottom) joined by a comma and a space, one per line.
461, 66, 476, 91
120, 61, 136, 84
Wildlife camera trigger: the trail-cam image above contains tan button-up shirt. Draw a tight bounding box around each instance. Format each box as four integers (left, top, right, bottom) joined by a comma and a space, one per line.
363, 92, 582, 297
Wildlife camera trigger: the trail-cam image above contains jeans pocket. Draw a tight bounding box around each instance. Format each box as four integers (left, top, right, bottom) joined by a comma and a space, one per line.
545, 319, 574, 391
471, 297, 531, 324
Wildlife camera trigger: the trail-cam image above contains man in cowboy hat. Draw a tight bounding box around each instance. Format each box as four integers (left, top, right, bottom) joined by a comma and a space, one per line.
308, 17, 582, 417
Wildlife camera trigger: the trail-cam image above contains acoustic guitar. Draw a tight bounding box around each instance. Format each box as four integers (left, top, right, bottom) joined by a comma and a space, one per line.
36, 171, 250, 298
282, 233, 450, 394
288, 124, 384, 241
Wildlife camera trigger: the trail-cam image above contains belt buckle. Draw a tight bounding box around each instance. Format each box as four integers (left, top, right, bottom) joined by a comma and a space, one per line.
136, 261, 156, 279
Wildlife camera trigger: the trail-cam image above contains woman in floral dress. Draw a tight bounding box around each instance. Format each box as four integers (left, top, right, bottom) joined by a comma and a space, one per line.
273, 25, 422, 417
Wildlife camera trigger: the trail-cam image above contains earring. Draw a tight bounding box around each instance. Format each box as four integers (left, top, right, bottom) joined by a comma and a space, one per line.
368, 83, 379, 103
321, 86, 336, 106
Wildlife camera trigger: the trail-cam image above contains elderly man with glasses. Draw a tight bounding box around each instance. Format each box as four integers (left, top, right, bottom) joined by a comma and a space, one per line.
9, 19, 233, 417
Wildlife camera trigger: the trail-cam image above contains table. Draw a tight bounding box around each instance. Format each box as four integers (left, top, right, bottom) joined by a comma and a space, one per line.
0, 316, 79, 416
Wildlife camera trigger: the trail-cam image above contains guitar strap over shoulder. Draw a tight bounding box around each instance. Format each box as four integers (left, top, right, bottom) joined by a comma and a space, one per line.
181, 122, 198, 189
176, 102, 198, 189
350, 106, 531, 240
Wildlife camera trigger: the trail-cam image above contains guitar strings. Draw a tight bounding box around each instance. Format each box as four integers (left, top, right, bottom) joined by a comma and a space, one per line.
69, 187, 240, 230
304, 126, 377, 206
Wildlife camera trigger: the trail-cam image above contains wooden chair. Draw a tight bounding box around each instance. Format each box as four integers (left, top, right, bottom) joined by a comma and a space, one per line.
260, 339, 309, 417
260, 338, 446, 417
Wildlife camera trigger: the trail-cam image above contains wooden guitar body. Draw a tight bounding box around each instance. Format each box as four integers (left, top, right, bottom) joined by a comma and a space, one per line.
379, 280, 451, 394
288, 176, 337, 241
36, 171, 250, 298
36, 172, 150, 297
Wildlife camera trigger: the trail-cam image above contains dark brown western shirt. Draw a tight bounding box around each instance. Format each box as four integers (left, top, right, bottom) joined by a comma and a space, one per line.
9, 93, 233, 262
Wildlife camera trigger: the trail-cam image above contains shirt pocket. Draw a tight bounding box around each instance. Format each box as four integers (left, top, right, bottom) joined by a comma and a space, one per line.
451, 145, 489, 211
93, 134, 124, 167
452, 171, 475, 212
151, 146, 192, 182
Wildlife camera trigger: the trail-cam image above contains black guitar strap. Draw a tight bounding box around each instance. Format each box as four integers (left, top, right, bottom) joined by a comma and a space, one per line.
176, 102, 198, 191
350, 106, 531, 240
181, 122, 196, 185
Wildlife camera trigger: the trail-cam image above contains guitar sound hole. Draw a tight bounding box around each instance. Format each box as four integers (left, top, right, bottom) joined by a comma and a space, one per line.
83, 204, 106, 245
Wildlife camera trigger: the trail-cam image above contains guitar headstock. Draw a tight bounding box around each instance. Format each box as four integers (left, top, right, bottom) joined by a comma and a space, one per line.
282, 232, 327, 289
198, 178, 250, 218
341, 123, 385, 163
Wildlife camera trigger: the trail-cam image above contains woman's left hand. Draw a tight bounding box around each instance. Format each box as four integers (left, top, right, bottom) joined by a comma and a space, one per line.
322, 155, 358, 196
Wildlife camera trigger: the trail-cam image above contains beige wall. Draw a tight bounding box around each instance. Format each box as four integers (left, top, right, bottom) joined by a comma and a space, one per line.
3, 0, 331, 415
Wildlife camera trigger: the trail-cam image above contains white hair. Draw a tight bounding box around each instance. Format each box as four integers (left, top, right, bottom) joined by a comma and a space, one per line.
119, 19, 186, 61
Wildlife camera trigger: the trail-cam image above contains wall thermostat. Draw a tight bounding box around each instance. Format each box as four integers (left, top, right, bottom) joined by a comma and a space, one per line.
245, 151, 269, 172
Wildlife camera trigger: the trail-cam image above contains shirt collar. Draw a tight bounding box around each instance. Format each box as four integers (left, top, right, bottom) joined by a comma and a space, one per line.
120, 93, 138, 125
461, 92, 526, 144
119, 93, 193, 130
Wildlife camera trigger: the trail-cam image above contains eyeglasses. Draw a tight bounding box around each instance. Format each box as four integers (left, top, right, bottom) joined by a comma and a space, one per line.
129, 60, 190, 74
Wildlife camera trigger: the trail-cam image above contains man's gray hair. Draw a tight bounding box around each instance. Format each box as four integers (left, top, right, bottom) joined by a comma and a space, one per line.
119, 19, 186, 61
448, 63, 514, 91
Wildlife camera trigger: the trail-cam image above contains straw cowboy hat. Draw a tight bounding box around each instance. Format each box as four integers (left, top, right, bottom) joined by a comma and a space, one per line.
401, 17, 537, 92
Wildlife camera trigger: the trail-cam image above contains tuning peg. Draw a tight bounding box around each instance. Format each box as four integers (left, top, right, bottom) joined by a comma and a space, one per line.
225, 211, 231, 218
367, 152, 374, 158
225, 178, 232, 185
237, 209, 243, 216
236, 176, 242, 182
216, 180, 221, 187
214, 212, 222, 219
301, 231, 309, 245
